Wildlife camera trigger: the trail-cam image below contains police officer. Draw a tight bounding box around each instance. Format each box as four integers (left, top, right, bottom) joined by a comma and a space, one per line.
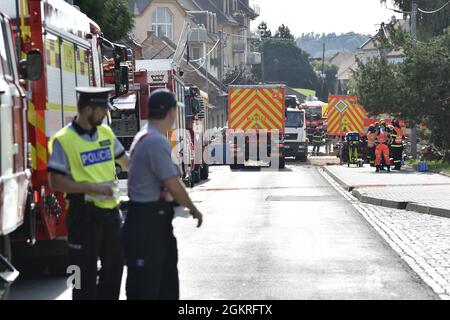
123, 89, 203, 300
47, 87, 129, 300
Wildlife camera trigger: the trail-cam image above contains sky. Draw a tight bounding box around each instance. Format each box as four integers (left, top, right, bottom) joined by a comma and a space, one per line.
250, 0, 404, 36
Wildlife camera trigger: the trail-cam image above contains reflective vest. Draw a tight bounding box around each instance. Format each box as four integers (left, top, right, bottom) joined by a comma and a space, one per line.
377, 130, 388, 144
49, 124, 119, 209
367, 132, 376, 148
392, 127, 404, 145
313, 133, 322, 143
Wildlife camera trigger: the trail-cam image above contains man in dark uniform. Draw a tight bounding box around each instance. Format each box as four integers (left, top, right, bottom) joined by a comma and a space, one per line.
123, 89, 203, 300
47, 87, 129, 300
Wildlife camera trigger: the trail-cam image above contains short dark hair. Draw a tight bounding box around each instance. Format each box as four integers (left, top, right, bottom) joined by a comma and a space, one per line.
148, 89, 178, 119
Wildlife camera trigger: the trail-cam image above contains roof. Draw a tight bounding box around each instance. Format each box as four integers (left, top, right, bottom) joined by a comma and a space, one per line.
329, 52, 357, 81
237, 0, 258, 18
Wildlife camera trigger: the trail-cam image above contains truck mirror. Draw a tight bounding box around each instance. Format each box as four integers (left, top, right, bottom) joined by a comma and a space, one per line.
24, 50, 42, 81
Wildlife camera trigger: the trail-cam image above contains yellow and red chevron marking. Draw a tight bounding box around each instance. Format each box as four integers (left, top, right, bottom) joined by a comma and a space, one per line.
229, 87, 285, 131
27, 101, 47, 170
327, 96, 366, 136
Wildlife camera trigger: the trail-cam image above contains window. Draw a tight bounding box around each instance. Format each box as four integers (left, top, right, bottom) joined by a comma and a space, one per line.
192, 47, 201, 60
152, 7, 173, 40
232, 0, 238, 12
0, 19, 13, 78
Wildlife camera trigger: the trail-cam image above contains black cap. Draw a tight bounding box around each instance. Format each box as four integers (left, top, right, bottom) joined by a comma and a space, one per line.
148, 89, 178, 116
76, 87, 114, 109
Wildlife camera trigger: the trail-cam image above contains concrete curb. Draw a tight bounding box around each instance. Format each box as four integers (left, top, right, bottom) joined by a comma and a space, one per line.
324, 166, 450, 219
322, 166, 353, 191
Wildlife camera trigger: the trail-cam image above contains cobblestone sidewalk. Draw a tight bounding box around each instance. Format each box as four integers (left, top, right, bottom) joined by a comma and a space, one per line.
324, 165, 450, 218
320, 168, 450, 300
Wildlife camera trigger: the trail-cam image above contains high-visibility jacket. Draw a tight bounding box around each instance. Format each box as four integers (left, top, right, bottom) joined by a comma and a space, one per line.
367, 132, 377, 148
392, 127, 404, 145
49, 124, 119, 209
313, 132, 323, 143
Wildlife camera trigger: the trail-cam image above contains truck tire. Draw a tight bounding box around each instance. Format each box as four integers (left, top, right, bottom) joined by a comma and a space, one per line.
200, 163, 209, 180
0, 236, 12, 300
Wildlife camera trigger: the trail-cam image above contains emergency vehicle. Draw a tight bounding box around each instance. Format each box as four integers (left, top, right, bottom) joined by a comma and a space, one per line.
300, 99, 327, 142
228, 85, 286, 169
1, 0, 109, 274
0, 9, 42, 297
133, 59, 199, 187
184, 85, 210, 183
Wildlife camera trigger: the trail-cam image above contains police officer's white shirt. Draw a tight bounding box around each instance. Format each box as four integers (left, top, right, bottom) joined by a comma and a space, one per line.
127, 124, 180, 203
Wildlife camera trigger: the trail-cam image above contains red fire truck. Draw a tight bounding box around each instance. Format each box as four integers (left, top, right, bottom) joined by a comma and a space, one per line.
0, 9, 42, 298
1, 0, 109, 274
300, 99, 327, 142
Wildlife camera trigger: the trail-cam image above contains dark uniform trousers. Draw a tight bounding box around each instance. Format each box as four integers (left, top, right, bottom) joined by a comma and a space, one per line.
122, 201, 179, 300
391, 144, 403, 170
367, 146, 376, 166
67, 195, 124, 300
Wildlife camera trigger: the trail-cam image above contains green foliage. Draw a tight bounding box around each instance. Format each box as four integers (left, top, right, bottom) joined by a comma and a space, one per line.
223, 66, 256, 85
74, 0, 134, 42
406, 159, 450, 172
296, 32, 370, 58
252, 39, 319, 89
274, 24, 295, 40
382, 0, 450, 39
257, 21, 272, 39
311, 60, 338, 101
352, 27, 450, 152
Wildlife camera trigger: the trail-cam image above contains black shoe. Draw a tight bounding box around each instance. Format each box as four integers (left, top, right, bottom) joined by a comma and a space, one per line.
387, 165, 391, 172
375, 166, 380, 173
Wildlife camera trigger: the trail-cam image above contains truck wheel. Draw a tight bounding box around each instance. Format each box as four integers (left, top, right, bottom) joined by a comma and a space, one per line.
279, 157, 286, 169
200, 163, 209, 180
0, 236, 12, 300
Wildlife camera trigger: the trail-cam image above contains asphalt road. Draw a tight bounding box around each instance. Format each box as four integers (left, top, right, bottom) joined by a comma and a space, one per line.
9, 162, 437, 300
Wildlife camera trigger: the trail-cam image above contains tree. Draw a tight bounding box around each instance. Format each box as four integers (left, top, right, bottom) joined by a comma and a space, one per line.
382, 0, 449, 39
74, 0, 134, 42
223, 66, 256, 85
351, 27, 450, 155
311, 60, 338, 101
274, 24, 295, 40
252, 39, 318, 89
257, 21, 272, 39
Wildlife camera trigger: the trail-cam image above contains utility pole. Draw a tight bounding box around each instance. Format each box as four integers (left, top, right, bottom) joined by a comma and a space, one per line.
321, 42, 325, 100
261, 42, 265, 83
410, 0, 418, 158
